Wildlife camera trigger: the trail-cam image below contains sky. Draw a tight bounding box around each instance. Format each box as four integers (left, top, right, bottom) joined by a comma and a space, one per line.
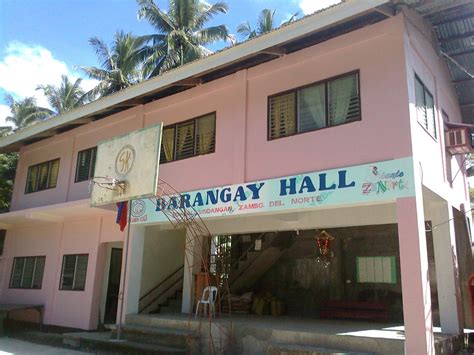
0, 0, 341, 128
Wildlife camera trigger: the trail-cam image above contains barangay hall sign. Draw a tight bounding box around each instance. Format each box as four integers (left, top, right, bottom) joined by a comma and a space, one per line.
131, 157, 415, 224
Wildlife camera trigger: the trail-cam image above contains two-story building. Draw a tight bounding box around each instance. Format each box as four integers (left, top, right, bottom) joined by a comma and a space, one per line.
0, 1, 473, 354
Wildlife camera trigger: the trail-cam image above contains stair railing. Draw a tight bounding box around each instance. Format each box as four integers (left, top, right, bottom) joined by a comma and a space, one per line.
139, 265, 184, 313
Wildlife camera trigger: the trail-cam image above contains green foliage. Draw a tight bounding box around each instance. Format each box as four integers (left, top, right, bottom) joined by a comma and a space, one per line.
4, 94, 53, 131
0, 153, 18, 213
81, 31, 148, 98
137, 0, 233, 78
37, 75, 88, 114
237, 9, 299, 40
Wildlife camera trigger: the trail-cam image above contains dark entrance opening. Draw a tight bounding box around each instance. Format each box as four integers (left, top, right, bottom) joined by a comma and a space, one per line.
104, 247, 123, 324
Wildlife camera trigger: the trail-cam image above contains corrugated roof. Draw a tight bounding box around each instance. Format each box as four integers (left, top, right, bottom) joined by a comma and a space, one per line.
412, 0, 474, 123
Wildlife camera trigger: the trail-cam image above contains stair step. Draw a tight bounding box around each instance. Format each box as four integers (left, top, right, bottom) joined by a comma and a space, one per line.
268, 343, 374, 355
64, 331, 187, 354
159, 305, 182, 314
119, 323, 200, 352
168, 298, 183, 308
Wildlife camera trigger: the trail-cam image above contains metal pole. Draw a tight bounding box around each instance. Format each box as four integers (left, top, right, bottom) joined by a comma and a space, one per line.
111, 201, 131, 342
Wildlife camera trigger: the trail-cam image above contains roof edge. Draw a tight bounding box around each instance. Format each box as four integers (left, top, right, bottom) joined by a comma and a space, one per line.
0, 0, 389, 152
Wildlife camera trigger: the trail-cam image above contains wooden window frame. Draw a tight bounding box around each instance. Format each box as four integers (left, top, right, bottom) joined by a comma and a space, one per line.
415, 74, 437, 139
59, 253, 89, 291
267, 70, 361, 141
9, 256, 46, 289
25, 158, 60, 194
75, 147, 97, 183
160, 112, 216, 164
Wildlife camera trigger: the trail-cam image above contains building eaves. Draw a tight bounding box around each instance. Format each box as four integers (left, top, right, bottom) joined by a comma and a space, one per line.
0, 0, 391, 153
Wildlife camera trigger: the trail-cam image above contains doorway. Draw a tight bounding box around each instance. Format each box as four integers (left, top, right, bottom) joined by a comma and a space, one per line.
104, 247, 123, 324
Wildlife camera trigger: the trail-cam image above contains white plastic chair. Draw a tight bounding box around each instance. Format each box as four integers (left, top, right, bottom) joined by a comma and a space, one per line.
195, 286, 218, 318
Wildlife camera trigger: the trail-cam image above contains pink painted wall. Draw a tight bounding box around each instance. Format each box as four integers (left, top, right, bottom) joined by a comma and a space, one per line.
11, 15, 416, 210
2, 11, 470, 333
402, 10, 470, 210
0, 214, 123, 329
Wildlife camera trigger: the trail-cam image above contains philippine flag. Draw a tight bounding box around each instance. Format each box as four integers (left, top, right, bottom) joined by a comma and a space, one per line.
116, 201, 128, 232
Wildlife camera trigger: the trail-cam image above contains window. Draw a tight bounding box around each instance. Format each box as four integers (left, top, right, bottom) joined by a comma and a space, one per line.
268, 72, 360, 140
75, 147, 97, 182
9, 256, 46, 289
356, 256, 396, 284
0, 230, 5, 256
442, 111, 453, 185
160, 113, 216, 163
60, 254, 88, 291
415, 75, 437, 138
25, 159, 60, 194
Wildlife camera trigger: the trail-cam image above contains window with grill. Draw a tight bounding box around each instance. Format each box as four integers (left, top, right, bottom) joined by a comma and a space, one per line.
25, 158, 60, 194
160, 113, 216, 163
9, 256, 46, 289
268, 72, 360, 140
60, 254, 88, 291
356, 256, 396, 284
415, 75, 437, 138
75, 147, 97, 182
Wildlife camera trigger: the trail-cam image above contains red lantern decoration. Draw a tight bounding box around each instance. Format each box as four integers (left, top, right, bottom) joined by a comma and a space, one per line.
315, 230, 334, 267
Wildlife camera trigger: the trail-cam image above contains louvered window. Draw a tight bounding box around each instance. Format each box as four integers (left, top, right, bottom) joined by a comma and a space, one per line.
269, 72, 361, 140
415, 75, 437, 138
25, 158, 60, 194
75, 147, 97, 182
269, 93, 296, 139
9, 256, 46, 289
60, 254, 88, 291
160, 113, 216, 163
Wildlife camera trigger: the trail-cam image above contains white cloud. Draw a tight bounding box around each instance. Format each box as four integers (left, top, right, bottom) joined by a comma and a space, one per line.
299, 0, 342, 15
0, 41, 98, 114
0, 105, 13, 128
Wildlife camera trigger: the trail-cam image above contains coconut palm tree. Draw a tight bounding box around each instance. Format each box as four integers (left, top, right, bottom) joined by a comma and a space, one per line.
81, 31, 148, 98
37, 75, 88, 114
4, 95, 52, 132
237, 9, 299, 40
137, 0, 234, 78
0, 126, 12, 136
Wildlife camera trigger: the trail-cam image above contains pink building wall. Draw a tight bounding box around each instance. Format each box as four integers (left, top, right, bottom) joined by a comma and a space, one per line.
0, 215, 123, 329
0, 12, 470, 333
11, 16, 417, 210
402, 10, 468, 208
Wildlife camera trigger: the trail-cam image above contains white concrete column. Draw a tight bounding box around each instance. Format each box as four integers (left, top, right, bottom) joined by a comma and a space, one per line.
181, 231, 202, 314
396, 195, 434, 355
431, 202, 463, 334
120, 224, 146, 322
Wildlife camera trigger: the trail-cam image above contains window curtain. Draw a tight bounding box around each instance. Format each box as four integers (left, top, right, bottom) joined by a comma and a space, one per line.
176, 122, 194, 159
27, 166, 38, 193
161, 128, 175, 162
329, 75, 357, 125
197, 114, 215, 155
298, 84, 326, 132
49, 159, 60, 188
270, 93, 296, 139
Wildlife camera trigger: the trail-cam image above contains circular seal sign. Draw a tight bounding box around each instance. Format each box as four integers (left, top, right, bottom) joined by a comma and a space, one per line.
132, 200, 146, 218
115, 145, 136, 177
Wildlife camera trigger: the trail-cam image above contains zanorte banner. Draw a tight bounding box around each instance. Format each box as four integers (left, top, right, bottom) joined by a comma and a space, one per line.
130, 157, 414, 225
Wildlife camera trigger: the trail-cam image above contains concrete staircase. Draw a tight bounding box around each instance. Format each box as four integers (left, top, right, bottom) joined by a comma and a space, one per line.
153, 290, 183, 314
139, 266, 184, 314
230, 231, 296, 293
